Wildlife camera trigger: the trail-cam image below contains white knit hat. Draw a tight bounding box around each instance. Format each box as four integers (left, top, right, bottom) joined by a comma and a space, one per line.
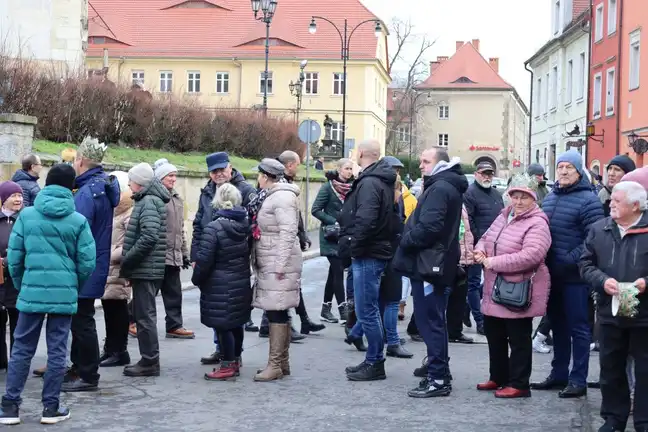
128, 163, 154, 187
153, 158, 178, 180
109, 171, 130, 193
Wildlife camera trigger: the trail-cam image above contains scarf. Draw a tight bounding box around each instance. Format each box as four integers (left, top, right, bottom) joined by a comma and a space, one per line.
331, 179, 352, 201
1, 208, 15, 218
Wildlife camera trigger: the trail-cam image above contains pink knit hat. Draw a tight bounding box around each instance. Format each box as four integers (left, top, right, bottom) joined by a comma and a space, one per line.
620, 167, 648, 191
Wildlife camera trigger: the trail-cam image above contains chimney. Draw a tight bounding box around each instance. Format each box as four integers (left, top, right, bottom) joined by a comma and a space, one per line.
437, 56, 449, 62
430, 60, 441, 75
456, 40, 464, 52
489, 57, 499, 73
471, 39, 480, 52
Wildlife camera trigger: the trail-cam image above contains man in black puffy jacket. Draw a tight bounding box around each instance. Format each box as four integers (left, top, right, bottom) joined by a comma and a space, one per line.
338, 140, 397, 381
393, 147, 468, 398
463, 162, 503, 334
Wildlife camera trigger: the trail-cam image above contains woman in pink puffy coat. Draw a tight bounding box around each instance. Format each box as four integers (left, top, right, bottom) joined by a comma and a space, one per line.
473, 173, 552, 399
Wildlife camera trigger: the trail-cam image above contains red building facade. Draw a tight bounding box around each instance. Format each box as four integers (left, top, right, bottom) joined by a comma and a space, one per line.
587, 0, 622, 172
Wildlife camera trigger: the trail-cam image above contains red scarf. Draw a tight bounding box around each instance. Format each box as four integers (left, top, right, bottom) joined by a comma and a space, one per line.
331, 179, 352, 201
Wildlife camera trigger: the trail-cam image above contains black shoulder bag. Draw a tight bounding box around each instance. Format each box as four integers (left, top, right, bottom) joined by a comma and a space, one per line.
490, 239, 534, 311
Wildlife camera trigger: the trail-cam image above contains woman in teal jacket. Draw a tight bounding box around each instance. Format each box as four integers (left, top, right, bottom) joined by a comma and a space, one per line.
0, 164, 96, 426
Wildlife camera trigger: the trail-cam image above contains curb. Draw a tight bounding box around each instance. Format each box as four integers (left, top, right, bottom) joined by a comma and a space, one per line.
93, 251, 321, 310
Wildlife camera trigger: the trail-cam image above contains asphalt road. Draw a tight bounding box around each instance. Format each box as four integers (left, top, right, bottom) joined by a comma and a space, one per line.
2, 257, 604, 432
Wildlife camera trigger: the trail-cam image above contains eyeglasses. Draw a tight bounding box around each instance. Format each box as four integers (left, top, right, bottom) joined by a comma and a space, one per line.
477, 171, 494, 177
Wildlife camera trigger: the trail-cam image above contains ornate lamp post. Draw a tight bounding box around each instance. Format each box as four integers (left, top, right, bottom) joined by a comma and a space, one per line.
289, 60, 308, 125
309, 16, 382, 156
251, 0, 278, 116
392, 90, 431, 176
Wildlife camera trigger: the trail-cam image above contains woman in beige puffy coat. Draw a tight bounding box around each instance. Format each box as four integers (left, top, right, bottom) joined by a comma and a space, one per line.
100, 171, 133, 367
250, 158, 302, 382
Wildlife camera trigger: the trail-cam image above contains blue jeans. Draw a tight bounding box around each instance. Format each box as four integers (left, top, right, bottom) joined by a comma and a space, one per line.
382, 301, 400, 346
411, 279, 450, 381
213, 329, 220, 349
3, 313, 72, 410
352, 258, 387, 364
547, 282, 591, 387
466, 264, 484, 327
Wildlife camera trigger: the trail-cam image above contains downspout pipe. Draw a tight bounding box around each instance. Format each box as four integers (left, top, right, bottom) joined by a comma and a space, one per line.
615, 0, 624, 155
586, 0, 594, 164
524, 61, 534, 167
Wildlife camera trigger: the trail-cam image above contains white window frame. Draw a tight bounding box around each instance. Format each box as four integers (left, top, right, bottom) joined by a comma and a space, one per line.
593, 72, 603, 119
607, 0, 617, 35
629, 30, 641, 90
553, 0, 561, 35
577, 52, 586, 100
331, 122, 343, 142
595, 3, 604, 42
187, 71, 201, 93
159, 71, 173, 93
396, 125, 410, 142
215, 72, 229, 94
259, 71, 273, 94
605, 67, 615, 115
333, 73, 344, 95
566, 59, 573, 105
437, 133, 449, 147
304, 72, 319, 95
544, 72, 550, 114
550, 66, 558, 110
132, 70, 145, 87
536, 77, 542, 116
438, 105, 449, 120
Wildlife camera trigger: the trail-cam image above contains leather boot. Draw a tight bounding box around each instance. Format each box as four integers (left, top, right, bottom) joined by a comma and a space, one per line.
281, 322, 291, 376
254, 323, 288, 382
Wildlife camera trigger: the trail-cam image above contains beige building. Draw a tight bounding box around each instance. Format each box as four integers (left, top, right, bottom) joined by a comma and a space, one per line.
413, 40, 529, 177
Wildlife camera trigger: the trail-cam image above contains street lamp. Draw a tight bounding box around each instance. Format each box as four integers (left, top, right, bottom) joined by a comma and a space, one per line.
251, 0, 278, 116
392, 89, 431, 176
309, 16, 383, 156
289, 60, 308, 125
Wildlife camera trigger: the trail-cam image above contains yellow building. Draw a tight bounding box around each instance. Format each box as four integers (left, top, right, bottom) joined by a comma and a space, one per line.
85, 0, 390, 155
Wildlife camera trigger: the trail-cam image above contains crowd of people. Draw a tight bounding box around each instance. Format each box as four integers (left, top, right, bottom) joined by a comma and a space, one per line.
0, 138, 645, 432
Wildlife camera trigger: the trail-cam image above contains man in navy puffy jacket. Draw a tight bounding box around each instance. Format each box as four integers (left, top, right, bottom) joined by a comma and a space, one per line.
62, 137, 120, 392
531, 149, 604, 398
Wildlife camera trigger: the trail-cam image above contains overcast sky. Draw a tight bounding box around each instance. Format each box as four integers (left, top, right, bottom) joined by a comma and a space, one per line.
362, 0, 551, 106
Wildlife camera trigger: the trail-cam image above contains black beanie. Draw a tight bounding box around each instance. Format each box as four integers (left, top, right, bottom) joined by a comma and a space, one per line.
46, 163, 76, 191
608, 155, 636, 174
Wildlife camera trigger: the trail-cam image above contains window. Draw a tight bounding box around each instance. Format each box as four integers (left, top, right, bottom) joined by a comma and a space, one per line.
535, 149, 540, 163
304, 72, 319, 95
259, 71, 273, 94
550, 66, 558, 110
606, 67, 615, 115
577, 52, 586, 99
187, 71, 201, 93
608, 0, 617, 35
544, 72, 550, 114
438, 105, 449, 119
629, 30, 641, 90
333, 73, 345, 95
216, 72, 229, 93
566, 60, 573, 105
159, 71, 173, 93
132, 70, 144, 87
396, 125, 410, 142
331, 122, 343, 142
593, 72, 602, 118
553, 0, 561, 35
535, 77, 542, 115
437, 133, 449, 147
595, 4, 604, 42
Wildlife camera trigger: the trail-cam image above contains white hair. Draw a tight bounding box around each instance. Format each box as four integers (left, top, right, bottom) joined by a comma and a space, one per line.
212, 182, 242, 210
613, 181, 648, 211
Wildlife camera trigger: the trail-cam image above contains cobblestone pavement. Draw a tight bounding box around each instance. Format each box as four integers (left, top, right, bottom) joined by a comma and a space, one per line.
2, 257, 603, 432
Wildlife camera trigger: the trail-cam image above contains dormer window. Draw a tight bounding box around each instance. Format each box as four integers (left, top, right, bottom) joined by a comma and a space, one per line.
452, 76, 476, 84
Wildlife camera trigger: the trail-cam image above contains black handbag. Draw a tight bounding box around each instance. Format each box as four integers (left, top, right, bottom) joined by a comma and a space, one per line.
416, 244, 446, 280
322, 224, 340, 241
490, 240, 534, 311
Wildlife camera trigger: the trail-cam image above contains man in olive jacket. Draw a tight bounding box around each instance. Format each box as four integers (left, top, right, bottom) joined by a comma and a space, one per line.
120, 163, 170, 377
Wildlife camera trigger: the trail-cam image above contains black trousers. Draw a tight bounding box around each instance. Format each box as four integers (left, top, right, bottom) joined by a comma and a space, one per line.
101, 299, 129, 353
407, 313, 418, 336
324, 257, 345, 306
267, 310, 289, 324
132, 279, 161, 364
0, 307, 19, 369
70, 298, 101, 384
599, 324, 648, 430
216, 327, 244, 361
484, 315, 533, 390
159, 265, 183, 332
447, 268, 468, 339
535, 315, 551, 337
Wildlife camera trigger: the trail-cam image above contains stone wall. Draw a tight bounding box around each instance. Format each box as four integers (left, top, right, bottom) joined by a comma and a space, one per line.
0, 113, 37, 181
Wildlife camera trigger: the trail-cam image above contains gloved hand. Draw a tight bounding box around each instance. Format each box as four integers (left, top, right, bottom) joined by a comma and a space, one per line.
301, 239, 311, 252
182, 256, 191, 270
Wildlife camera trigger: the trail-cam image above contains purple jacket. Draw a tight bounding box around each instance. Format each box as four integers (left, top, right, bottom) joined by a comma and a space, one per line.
476, 205, 552, 319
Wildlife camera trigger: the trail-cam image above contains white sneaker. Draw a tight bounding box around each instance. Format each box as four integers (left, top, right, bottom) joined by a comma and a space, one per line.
533, 334, 551, 354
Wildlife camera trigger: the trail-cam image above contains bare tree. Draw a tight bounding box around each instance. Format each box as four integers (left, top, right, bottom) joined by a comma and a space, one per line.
386, 18, 437, 156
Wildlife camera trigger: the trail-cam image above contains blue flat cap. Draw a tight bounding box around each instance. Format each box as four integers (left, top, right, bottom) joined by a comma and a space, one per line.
206, 152, 230, 172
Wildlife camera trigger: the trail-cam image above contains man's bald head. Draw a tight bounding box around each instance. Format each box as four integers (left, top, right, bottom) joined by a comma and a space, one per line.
278, 150, 301, 177
356, 139, 381, 168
